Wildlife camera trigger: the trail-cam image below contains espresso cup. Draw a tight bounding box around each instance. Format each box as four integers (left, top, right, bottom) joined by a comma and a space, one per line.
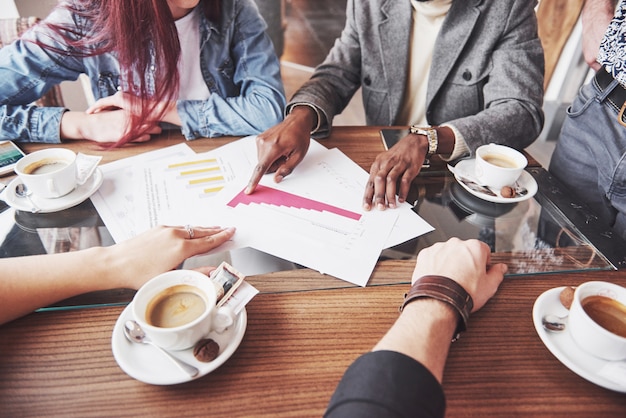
474, 144, 527, 190
132, 270, 235, 351
14, 148, 77, 199
568, 281, 626, 361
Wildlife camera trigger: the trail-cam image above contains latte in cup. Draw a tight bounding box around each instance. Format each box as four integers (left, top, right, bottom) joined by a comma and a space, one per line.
146, 284, 207, 328
481, 153, 519, 169
475, 144, 527, 190
132, 270, 235, 351
24, 158, 70, 175
581, 295, 626, 338
15, 148, 78, 199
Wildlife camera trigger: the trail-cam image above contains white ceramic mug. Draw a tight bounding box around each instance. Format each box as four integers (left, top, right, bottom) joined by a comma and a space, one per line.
474, 143, 527, 190
132, 270, 235, 351
14, 148, 77, 198
568, 281, 626, 361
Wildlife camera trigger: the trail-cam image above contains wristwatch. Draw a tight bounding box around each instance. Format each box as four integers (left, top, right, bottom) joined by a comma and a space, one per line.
409, 125, 438, 156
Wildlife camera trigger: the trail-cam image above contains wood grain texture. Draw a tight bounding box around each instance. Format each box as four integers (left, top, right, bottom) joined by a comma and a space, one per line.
2, 273, 626, 417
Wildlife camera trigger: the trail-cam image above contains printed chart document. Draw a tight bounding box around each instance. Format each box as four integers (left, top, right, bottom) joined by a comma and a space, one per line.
90, 143, 196, 242
90, 137, 433, 286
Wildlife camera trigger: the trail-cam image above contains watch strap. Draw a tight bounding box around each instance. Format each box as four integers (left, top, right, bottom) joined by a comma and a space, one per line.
409, 125, 438, 156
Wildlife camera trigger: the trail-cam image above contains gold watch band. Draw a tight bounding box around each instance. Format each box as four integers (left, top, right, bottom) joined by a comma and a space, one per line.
409, 125, 438, 156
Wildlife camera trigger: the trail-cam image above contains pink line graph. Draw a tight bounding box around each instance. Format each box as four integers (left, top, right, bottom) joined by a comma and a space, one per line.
227, 185, 361, 221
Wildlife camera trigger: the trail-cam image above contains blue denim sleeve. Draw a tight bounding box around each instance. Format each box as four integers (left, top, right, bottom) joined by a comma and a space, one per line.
177, 0, 286, 139
0, 8, 84, 143
0, 37, 75, 143
0, 105, 66, 144
324, 351, 446, 418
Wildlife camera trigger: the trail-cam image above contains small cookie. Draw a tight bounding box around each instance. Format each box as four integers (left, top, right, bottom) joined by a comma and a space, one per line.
559, 286, 575, 310
193, 338, 220, 362
500, 185, 516, 198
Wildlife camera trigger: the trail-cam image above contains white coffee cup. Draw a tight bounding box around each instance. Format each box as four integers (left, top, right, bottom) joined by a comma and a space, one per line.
14, 148, 77, 199
568, 281, 626, 361
132, 270, 235, 351
474, 144, 527, 190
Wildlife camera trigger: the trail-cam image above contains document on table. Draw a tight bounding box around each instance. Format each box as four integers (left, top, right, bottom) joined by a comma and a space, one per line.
90, 143, 196, 242
90, 137, 433, 286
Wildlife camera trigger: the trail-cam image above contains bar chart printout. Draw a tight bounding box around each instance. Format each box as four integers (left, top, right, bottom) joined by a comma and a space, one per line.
228, 185, 361, 220
136, 153, 241, 231
226, 184, 397, 286
167, 157, 229, 198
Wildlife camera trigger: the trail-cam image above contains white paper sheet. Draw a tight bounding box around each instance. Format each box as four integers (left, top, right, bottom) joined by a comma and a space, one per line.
91, 137, 434, 286
90, 143, 196, 242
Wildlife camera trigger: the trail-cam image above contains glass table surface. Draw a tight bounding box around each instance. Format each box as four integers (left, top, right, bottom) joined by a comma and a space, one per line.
1, 165, 625, 310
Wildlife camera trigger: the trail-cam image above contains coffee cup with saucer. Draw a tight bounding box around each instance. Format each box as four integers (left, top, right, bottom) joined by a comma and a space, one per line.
112, 270, 247, 385
533, 286, 626, 392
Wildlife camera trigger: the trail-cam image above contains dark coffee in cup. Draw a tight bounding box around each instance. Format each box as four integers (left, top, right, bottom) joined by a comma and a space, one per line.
582, 295, 626, 338
146, 284, 207, 328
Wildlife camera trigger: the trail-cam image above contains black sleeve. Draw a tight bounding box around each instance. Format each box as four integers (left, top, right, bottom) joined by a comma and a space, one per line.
324, 350, 446, 418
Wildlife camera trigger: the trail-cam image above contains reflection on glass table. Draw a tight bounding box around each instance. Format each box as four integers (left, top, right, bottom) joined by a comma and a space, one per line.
382, 169, 622, 276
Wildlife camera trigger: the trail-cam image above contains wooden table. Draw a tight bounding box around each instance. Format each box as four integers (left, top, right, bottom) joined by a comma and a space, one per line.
1, 127, 625, 416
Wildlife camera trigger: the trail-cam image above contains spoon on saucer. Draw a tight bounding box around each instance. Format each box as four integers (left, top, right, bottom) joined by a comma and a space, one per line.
447, 165, 497, 196
15, 183, 40, 213
542, 314, 568, 333
448, 165, 528, 198
123, 320, 199, 377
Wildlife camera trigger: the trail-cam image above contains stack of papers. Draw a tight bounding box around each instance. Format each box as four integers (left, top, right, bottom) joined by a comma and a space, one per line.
90, 136, 433, 286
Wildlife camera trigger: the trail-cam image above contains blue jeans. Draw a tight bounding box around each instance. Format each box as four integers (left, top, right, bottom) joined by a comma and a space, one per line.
549, 76, 626, 240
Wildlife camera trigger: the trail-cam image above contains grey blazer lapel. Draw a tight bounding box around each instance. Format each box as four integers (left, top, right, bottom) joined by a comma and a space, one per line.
427, 0, 481, 106
379, 0, 412, 123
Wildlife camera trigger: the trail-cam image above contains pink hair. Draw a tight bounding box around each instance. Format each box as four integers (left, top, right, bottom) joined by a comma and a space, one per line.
41, 0, 221, 146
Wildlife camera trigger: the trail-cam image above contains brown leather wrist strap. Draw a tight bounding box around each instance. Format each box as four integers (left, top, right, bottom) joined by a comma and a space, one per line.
400, 275, 474, 340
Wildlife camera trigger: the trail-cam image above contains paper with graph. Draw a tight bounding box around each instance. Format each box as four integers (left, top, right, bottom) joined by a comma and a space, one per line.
90, 143, 196, 242
92, 136, 433, 286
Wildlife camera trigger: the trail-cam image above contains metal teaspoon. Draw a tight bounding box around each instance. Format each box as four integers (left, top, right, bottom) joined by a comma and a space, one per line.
15, 183, 40, 213
123, 320, 199, 377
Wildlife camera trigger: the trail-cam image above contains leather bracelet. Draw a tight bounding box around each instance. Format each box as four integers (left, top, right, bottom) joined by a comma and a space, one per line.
400, 275, 474, 341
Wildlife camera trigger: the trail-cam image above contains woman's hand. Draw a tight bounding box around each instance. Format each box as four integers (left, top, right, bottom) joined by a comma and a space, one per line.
60, 109, 161, 143
60, 91, 183, 143
87, 91, 180, 125
107, 225, 236, 290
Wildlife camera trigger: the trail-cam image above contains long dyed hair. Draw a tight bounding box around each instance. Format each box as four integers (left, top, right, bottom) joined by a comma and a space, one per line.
43, 0, 221, 146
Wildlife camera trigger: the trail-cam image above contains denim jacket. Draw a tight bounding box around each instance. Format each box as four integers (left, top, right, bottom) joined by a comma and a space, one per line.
0, 0, 286, 143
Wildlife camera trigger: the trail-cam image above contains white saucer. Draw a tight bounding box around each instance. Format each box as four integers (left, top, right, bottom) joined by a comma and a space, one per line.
1, 169, 103, 213
112, 303, 247, 385
532, 287, 626, 393
449, 159, 537, 203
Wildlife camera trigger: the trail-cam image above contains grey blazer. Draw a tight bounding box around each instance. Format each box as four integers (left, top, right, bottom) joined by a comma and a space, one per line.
289, 0, 545, 153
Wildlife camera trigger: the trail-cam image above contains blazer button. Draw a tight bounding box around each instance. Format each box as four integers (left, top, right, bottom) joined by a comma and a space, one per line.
462, 70, 472, 81
363, 76, 371, 86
